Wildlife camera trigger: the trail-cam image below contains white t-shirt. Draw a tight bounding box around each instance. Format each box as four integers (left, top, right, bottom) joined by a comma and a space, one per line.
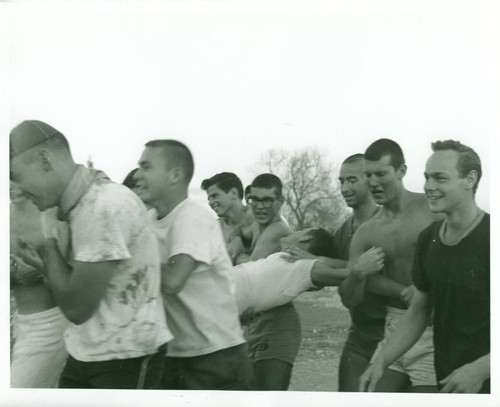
233, 253, 317, 314
151, 199, 245, 358
62, 181, 172, 361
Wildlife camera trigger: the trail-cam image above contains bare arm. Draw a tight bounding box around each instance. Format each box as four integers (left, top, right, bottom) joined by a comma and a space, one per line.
35, 238, 116, 325
303, 247, 384, 287
439, 354, 490, 393
250, 222, 291, 261
359, 289, 432, 391
365, 274, 407, 298
161, 254, 199, 295
338, 228, 374, 309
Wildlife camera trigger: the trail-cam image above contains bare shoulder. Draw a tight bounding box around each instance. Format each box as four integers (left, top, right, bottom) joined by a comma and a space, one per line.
408, 192, 441, 221
349, 219, 377, 253
266, 220, 292, 237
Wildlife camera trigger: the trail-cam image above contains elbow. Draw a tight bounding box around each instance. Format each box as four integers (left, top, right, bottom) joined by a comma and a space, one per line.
162, 280, 184, 295
338, 289, 362, 310
63, 307, 94, 325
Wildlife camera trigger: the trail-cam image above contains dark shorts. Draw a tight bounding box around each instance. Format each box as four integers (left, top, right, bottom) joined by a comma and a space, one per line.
59, 344, 167, 389
342, 323, 383, 360
161, 343, 254, 390
247, 303, 302, 365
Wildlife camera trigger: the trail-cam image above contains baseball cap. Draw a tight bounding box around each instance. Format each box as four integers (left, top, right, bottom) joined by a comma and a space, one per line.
10, 120, 63, 159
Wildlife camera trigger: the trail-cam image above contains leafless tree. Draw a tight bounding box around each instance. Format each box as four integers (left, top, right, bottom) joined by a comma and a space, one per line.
251, 148, 349, 232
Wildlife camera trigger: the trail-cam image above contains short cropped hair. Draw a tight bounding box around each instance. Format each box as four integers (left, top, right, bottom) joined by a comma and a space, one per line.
251, 173, 283, 196
365, 138, 405, 170
306, 228, 335, 258
145, 139, 194, 183
431, 140, 482, 194
342, 153, 364, 165
122, 168, 138, 190
201, 172, 244, 199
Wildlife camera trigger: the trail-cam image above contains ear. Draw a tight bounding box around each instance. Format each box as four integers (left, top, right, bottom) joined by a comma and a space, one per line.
229, 187, 239, 199
299, 234, 313, 243
464, 170, 478, 191
396, 164, 407, 178
167, 166, 184, 184
38, 149, 53, 171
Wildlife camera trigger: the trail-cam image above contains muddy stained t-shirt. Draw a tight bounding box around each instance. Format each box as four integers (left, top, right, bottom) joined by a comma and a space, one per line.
62, 180, 172, 361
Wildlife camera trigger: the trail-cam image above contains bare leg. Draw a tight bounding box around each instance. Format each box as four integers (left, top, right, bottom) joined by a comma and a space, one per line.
338, 348, 371, 392
372, 368, 411, 392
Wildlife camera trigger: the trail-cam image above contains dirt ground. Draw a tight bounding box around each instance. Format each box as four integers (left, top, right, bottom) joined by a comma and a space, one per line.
289, 287, 350, 392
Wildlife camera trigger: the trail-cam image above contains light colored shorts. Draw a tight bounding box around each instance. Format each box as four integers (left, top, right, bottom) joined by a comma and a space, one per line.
11, 306, 69, 388
371, 306, 437, 387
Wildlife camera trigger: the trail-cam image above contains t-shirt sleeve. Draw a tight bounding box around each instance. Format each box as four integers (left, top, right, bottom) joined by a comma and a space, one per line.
411, 230, 430, 293
72, 194, 132, 263
166, 206, 213, 265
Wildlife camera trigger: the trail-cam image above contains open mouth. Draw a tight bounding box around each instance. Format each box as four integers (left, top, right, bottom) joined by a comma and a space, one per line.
427, 195, 443, 201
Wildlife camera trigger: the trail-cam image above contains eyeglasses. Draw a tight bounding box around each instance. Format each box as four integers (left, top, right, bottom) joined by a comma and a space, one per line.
247, 196, 280, 208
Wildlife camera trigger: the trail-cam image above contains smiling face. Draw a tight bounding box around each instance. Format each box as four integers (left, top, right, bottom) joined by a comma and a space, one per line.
134, 146, 172, 206
206, 184, 236, 217
249, 186, 283, 226
364, 155, 404, 205
339, 161, 371, 208
424, 150, 474, 214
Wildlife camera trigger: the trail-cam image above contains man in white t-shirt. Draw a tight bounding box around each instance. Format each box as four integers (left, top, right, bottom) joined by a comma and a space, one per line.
134, 139, 254, 390
233, 227, 385, 315
10, 120, 172, 389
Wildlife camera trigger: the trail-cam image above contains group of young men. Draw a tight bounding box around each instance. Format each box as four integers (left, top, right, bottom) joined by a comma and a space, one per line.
9, 119, 490, 394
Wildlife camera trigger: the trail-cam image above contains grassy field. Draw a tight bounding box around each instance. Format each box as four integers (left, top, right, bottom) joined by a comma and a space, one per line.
289, 287, 350, 392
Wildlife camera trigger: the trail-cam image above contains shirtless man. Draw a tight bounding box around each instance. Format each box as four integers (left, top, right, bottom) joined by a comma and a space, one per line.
360, 140, 490, 393
339, 138, 441, 392
10, 183, 69, 388
238, 173, 300, 390
201, 172, 254, 263
334, 154, 386, 392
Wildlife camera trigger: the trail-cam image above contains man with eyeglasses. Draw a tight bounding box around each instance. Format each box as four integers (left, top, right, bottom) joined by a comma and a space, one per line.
238, 173, 302, 390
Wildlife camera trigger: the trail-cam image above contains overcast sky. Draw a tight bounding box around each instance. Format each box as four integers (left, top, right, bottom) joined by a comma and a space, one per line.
4, 0, 498, 210
2, 1, 499, 406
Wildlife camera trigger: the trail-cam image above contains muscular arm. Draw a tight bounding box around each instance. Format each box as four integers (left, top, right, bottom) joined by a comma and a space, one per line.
365, 274, 406, 298
250, 222, 291, 261
161, 254, 199, 295
42, 238, 116, 325
359, 289, 432, 391
338, 228, 372, 309
310, 262, 350, 287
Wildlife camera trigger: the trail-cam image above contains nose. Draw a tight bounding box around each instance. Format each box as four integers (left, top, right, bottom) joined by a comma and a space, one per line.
367, 175, 378, 187
341, 182, 350, 194
424, 177, 435, 192
133, 169, 143, 181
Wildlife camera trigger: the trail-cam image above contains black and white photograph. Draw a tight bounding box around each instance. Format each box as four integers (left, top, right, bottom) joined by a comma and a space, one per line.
2, 1, 498, 406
